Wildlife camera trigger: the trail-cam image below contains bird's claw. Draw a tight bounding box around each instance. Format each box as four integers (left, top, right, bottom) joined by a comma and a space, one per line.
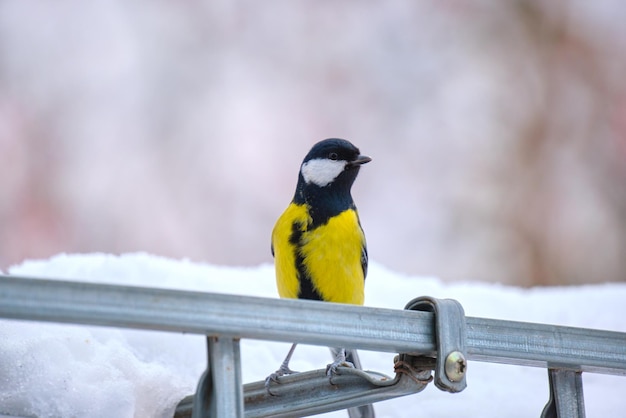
326, 359, 355, 379
264, 365, 299, 396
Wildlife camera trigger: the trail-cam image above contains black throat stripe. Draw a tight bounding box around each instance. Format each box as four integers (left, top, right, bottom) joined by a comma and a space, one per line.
289, 220, 324, 301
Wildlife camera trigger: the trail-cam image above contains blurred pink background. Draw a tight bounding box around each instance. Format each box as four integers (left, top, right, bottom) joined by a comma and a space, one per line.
1, 1, 625, 285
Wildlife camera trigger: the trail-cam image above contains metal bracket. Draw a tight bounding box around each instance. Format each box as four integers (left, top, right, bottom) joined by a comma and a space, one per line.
404, 296, 467, 393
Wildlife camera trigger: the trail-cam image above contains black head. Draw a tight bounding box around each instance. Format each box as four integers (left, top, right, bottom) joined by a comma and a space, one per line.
299, 138, 371, 188
294, 138, 371, 209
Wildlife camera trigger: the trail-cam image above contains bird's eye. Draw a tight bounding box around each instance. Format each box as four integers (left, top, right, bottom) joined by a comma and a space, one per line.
329, 152, 338, 160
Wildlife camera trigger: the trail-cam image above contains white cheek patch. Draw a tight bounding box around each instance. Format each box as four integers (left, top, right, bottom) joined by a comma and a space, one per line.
301, 158, 347, 187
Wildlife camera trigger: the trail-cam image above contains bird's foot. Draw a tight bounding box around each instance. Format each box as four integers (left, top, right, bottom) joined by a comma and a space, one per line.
264, 364, 299, 395
326, 348, 355, 382
325, 359, 355, 378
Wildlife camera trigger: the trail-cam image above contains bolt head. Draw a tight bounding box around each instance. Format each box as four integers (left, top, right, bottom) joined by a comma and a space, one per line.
445, 351, 467, 382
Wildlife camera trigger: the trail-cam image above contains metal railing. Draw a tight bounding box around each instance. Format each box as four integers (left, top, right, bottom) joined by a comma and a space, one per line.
0, 275, 625, 417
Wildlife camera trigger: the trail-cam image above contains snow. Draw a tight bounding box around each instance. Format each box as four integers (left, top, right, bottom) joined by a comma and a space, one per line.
2, 253, 625, 418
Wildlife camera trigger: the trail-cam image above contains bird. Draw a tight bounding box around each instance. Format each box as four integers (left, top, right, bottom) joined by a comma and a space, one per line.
266, 138, 371, 391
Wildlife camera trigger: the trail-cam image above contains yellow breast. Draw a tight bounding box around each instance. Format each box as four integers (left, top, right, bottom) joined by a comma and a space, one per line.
272, 203, 365, 305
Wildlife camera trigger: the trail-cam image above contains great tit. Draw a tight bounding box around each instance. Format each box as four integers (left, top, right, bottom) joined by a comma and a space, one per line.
266, 138, 371, 390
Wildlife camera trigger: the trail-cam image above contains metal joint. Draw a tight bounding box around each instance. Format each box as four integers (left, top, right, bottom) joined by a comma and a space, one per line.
404, 296, 467, 393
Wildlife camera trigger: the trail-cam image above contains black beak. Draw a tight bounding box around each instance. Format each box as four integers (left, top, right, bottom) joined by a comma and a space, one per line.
349, 155, 372, 167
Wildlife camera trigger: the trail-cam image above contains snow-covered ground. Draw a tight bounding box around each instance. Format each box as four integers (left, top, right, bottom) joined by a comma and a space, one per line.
1, 253, 625, 417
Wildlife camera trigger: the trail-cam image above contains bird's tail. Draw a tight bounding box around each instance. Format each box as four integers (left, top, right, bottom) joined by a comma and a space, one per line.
329, 347, 376, 418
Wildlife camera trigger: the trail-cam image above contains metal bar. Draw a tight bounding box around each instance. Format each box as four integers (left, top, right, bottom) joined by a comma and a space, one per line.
204, 337, 244, 418
191, 349, 211, 418
1, 275, 625, 376
176, 365, 432, 418
190, 337, 244, 418
541, 369, 586, 418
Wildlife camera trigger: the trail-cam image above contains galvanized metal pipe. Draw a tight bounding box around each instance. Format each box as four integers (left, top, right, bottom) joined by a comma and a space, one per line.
1, 275, 625, 376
